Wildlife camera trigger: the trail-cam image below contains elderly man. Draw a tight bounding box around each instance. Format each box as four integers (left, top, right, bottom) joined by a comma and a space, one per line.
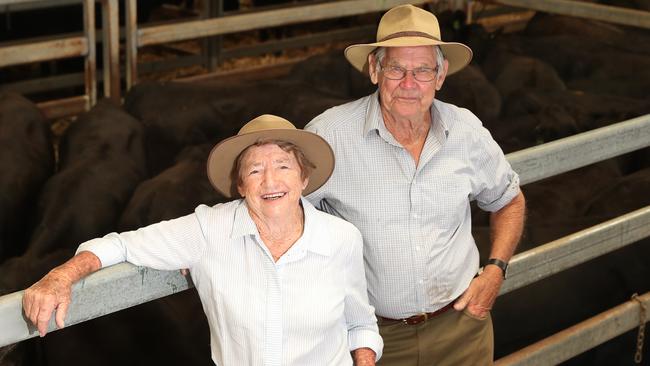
305, 5, 525, 365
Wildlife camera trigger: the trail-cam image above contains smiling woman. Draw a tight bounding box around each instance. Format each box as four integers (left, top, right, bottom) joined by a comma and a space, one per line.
21, 114, 383, 365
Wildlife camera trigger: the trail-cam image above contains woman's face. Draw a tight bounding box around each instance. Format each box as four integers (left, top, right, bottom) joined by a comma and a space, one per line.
237, 144, 308, 220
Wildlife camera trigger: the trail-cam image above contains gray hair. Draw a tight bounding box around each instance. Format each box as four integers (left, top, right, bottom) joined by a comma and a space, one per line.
372, 46, 445, 80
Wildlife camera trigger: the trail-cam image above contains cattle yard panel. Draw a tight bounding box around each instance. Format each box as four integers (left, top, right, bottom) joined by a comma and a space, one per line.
495, 292, 650, 365
0, 114, 649, 357
0, 0, 96, 118
0, 263, 193, 347
124, 0, 433, 88
0, 0, 125, 115
509, 113, 650, 185
100, 0, 120, 102
501, 206, 650, 295
492, 0, 650, 30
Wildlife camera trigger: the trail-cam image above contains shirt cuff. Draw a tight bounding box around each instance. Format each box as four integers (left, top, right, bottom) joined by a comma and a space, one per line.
75, 235, 125, 268
479, 173, 521, 212
349, 329, 384, 361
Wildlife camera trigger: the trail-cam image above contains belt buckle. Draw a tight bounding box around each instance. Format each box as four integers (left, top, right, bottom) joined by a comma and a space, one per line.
404, 313, 428, 326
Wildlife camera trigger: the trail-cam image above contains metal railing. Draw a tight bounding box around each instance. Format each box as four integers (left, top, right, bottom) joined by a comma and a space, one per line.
0, 0, 650, 363
0, 0, 96, 118
123, 0, 433, 89
0, 0, 124, 117
0, 114, 648, 363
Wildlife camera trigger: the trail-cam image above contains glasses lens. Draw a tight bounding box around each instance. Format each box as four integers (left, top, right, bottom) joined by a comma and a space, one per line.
381, 65, 437, 82
413, 68, 436, 82
383, 66, 405, 80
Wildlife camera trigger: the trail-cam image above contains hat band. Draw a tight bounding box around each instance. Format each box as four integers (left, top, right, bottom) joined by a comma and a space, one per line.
378, 31, 441, 42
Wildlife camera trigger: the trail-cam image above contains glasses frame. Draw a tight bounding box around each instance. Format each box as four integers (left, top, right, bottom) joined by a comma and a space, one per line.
379, 63, 439, 82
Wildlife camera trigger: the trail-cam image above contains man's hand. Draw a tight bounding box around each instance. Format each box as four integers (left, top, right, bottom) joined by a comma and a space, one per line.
23, 268, 74, 337
453, 265, 503, 318
22, 251, 101, 337
352, 347, 376, 366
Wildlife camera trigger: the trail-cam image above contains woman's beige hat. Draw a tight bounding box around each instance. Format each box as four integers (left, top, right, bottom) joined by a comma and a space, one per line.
345, 4, 473, 75
207, 114, 334, 198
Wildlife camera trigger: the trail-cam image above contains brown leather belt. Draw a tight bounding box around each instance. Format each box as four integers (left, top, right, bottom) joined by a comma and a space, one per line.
377, 302, 455, 326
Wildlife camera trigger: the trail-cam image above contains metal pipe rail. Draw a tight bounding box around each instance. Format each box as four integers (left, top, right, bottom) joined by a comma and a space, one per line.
0, 0, 124, 116
0, 114, 648, 348
124, 0, 432, 88
492, 0, 650, 30
495, 291, 650, 365
0, 0, 96, 118
501, 205, 650, 295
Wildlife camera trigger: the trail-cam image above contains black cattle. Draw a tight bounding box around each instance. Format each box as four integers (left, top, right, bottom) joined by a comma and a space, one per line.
0, 100, 147, 294
287, 51, 375, 99
118, 143, 227, 231
437, 64, 502, 125
124, 80, 251, 174
0, 93, 54, 263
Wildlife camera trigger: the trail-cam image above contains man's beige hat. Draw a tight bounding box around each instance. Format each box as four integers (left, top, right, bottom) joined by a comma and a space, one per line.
207, 114, 334, 198
345, 4, 472, 75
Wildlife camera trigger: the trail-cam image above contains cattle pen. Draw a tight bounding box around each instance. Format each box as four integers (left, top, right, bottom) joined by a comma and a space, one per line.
1, 0, 650, 364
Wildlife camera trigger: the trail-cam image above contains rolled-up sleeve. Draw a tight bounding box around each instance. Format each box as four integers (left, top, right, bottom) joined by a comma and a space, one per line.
77, 208, 207, 270
345, 229, 384, 360
470, 127, 521, 213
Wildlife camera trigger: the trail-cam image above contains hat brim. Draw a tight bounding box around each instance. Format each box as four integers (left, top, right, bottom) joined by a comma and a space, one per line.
207, 129, 334, 198
345, 37, 473, 75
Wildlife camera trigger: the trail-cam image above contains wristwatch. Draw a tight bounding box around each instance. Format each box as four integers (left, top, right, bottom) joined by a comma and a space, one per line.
485, 258, 509, 279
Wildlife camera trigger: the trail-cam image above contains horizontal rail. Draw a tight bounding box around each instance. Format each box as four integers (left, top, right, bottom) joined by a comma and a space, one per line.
137, 0, 428, 47
0, 36, 88, 68
0, 263, 192, 347
493, 0, 650, 29
500, 205, 650, 295
0, 114, 648, 347
507, 113, 650, 185
0, 0, 80, 11
495, 291, 650, 365
36, 95, 89, 119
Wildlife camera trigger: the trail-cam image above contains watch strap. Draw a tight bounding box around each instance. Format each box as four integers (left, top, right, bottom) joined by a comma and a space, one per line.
485, 258, 508, 278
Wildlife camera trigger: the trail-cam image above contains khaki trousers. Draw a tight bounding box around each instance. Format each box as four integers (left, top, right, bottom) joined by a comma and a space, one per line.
377, 309, 494, 366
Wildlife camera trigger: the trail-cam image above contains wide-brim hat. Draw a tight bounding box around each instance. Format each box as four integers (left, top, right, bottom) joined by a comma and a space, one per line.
207, 114, 334, 198
345, 4, 473, 75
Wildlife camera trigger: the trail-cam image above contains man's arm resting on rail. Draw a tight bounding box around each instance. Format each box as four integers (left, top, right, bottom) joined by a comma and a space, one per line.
22, 250, 102, 337
454, 191, 526, 317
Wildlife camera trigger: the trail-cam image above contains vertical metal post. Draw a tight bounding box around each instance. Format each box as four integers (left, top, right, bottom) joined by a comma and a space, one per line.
203, 0, 223, 72
125, 0, 137, 90
83, 0, 96, 107
101, 0, 120, 102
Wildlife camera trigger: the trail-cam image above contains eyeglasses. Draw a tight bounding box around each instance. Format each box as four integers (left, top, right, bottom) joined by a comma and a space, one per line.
380, 64, 438, 82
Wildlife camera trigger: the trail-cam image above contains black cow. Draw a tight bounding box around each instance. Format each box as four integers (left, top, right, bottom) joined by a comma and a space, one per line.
0, 93, 54, 263
0, 99, 147, 294
118, 143, 227, 231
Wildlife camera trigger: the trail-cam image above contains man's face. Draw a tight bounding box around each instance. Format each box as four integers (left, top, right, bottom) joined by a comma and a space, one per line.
237, 144, 308, 220
369, 46, 448, 120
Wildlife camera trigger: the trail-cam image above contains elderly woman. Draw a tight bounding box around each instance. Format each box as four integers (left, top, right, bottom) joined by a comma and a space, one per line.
22, 114, 383, 365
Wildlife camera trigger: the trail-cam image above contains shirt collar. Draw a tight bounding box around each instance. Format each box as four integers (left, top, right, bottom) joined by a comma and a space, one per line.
363, 90, 450, 143
230, 197, 330, 257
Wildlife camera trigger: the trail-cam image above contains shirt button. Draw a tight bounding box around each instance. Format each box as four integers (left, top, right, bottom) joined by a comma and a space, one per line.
415, 246, 420, 251
412, 213, 419, 218
419, 279, 424, 284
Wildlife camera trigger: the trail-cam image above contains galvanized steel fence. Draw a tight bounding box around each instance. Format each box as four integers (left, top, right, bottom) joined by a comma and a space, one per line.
1, 0, 650, 364
0, 113, 648, 364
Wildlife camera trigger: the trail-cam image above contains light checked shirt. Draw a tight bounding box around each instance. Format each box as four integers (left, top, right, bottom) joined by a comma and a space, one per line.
78, 198, 383, 365
305, 91, 520, 319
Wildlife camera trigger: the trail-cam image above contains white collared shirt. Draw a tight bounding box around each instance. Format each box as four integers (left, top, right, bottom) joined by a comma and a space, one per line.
306, 91, 520, 319
78, 198, 382, 365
